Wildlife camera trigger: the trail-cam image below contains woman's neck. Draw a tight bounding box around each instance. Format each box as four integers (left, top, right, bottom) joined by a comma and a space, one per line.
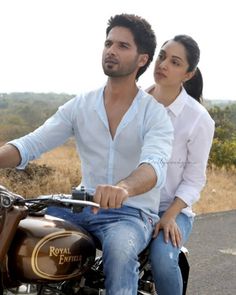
151, 84, 182, 107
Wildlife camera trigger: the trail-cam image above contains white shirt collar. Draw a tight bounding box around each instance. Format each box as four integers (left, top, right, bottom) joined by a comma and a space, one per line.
166, 87, 188, 117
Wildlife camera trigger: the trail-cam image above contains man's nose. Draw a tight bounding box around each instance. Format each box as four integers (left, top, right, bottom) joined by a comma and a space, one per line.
106, 44, 117, 55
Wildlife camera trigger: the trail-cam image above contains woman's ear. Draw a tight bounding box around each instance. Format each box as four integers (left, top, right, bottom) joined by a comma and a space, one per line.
183, 70, 195, 82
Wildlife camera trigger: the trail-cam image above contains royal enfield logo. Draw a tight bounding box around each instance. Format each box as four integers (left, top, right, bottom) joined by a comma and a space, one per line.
31, 230, 89, 280
49, 246, 82, 265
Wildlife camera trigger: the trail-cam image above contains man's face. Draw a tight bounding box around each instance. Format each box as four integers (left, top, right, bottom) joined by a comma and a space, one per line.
102, 26, 144, 78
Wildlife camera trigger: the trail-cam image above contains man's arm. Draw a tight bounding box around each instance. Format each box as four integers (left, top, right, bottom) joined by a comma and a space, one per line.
93, 163, 157, 210
0, 144, 21, 168
117, 163, 157, 196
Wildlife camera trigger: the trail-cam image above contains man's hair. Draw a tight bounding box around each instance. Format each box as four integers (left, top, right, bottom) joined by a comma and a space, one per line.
106, 13, 157, 80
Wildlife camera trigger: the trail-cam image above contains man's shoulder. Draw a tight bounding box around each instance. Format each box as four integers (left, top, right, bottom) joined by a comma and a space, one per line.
138, 87, 164, 109
77, 86, 104, 99
70, 86, 104, 105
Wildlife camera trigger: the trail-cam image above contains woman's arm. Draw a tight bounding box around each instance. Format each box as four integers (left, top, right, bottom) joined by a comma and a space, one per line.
154, 112, 215, 246
153, 197, 187, 247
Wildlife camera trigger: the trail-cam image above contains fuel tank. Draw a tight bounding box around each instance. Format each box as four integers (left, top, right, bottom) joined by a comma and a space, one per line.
7, 214, 96, 283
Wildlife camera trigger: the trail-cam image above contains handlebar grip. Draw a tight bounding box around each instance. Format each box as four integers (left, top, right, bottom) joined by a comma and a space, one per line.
0, 195, 13, 209
71, 187, 94, 202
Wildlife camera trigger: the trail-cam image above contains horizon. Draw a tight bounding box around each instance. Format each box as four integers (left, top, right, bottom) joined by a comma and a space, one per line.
1, 91, 235, 105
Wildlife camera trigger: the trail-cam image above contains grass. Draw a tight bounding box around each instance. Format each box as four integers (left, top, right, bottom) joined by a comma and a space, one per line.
0, 142, 235, 215
193, 167, 236, 214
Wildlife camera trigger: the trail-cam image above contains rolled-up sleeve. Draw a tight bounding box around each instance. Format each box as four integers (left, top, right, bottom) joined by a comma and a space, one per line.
140, 103, 174, 188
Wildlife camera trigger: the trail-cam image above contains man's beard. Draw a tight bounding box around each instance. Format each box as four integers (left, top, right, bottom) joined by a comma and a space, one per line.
102, 56, 139, 78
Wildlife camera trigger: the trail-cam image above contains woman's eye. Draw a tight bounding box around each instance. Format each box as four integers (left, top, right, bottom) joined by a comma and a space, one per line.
172, 60, 180, 66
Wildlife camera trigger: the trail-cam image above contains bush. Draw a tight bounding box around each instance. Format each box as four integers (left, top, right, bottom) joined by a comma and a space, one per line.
209, 138, 236, 170
208, 105, 236, 171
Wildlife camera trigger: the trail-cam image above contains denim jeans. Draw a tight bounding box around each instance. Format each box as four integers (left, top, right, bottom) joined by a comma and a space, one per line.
149, 212, 194, 295
47, 205, 157, 295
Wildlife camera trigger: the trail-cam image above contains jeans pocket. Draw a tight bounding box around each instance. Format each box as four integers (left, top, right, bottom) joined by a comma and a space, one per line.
138, 211, 156, 237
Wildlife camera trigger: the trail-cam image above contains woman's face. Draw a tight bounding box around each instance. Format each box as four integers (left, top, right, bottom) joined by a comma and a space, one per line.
154, 40, 194, 87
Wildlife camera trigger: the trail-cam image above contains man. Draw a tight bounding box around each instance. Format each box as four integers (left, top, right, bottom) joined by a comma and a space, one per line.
0, 14, 173, 294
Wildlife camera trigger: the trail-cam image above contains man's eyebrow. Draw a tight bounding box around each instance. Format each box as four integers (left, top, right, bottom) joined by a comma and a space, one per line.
119, 41, 131, 46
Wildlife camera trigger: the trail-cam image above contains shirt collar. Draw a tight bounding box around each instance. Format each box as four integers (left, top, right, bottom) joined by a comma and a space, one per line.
94, 85, 141, 134
166, 87, 187, 117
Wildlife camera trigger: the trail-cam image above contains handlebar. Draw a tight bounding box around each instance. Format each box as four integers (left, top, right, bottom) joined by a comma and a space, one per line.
0, 185, 23, 210
0, 186, 99, 213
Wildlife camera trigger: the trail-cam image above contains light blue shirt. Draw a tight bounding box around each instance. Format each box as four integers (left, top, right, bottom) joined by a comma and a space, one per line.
9, 87, 173, 216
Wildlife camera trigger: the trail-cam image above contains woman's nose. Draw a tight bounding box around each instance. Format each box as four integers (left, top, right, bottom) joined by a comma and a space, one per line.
159, 59, 168, 69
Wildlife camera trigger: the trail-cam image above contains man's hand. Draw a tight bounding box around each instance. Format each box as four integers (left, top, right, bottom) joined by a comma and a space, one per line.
93, 184, 129, 213
153, 213, 182, 248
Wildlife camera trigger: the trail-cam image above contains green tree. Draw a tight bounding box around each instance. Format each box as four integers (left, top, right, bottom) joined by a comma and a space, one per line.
208, 105, 236, 169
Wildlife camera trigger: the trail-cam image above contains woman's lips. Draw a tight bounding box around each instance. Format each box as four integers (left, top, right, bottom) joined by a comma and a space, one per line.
156, 71, 167, 79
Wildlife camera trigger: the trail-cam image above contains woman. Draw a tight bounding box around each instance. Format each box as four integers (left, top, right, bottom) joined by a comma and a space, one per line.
147, 35, 215, 295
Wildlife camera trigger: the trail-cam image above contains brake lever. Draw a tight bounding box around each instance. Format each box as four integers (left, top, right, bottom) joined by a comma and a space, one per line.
25, 194, 100, 214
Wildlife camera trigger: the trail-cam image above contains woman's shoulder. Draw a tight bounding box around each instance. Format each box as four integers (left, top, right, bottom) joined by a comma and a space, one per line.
183, 93, 215, 129
184, 92, 211, 114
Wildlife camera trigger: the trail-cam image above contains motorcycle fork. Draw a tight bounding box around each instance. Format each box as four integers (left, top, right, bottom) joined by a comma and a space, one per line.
0, 207, 27, 262
0, 206, 27, 293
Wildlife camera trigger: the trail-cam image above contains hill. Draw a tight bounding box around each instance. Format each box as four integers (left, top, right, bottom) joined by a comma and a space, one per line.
0, 92, 73, 141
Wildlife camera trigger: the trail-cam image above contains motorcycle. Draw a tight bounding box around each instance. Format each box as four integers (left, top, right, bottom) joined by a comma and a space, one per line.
0, 185, 189, 295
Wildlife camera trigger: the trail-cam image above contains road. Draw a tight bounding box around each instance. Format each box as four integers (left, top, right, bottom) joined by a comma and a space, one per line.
185, 210, 236, 295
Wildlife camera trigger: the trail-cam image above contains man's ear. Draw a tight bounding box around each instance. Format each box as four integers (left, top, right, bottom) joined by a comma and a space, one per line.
138, 54, 149, 67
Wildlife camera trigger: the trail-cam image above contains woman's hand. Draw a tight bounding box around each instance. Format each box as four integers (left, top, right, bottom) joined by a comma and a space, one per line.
153, 213, 182, 248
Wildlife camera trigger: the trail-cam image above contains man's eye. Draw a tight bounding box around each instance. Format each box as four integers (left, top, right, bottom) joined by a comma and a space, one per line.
120, 43, 129, 49
105, 41, 111, 47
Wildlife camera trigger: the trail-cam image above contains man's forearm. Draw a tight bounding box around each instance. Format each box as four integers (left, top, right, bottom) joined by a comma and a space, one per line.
117, 163, 157, 197
0, 144, 21, 168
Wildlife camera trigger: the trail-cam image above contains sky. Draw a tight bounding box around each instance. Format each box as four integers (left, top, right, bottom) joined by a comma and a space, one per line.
0, 0, 235, 100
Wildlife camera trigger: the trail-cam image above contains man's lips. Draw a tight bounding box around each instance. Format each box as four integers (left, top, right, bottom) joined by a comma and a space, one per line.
105, 58, 118, 64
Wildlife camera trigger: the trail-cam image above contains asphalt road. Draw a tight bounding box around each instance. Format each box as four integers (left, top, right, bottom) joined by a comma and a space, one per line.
185, 210, 236, 295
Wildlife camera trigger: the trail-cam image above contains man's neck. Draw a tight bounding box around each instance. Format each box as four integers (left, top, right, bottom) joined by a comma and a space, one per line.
103, 77, 139, 139
104, 77, 139, 103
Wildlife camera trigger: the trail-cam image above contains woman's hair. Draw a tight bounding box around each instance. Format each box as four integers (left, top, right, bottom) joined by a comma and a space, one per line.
171, 35, 203, 103
184, 67, 203, 103
106, 13, 157, 80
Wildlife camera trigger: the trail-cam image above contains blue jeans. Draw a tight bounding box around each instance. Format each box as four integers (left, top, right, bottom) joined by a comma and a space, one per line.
47, 205, 157, 295
149, 212, 194, 295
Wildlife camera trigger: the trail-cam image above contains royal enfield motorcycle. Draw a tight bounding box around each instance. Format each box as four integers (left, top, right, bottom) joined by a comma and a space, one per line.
0, 185, 189, 295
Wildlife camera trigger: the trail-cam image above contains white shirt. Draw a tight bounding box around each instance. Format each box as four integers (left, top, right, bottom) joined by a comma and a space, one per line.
158, 87, 215, 216
9, 86, 174, 217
